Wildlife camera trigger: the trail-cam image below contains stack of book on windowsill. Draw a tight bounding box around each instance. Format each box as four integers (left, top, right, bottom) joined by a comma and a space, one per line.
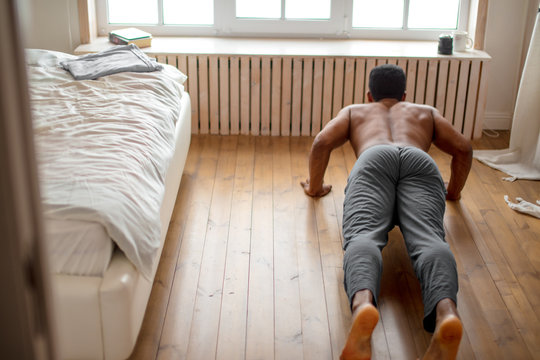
108, 28, 152, 48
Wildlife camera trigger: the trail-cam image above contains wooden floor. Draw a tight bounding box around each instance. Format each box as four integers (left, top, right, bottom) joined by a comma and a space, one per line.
130, 132, 540, 360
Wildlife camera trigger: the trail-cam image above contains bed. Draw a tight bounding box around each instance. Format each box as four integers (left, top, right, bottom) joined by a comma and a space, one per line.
26, 49, 191, 360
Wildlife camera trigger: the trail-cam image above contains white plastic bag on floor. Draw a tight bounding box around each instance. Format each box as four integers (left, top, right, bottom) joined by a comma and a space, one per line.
504, 195, 540, 219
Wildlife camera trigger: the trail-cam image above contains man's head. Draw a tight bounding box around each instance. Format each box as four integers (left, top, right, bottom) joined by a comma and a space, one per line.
368, 64, 406, 102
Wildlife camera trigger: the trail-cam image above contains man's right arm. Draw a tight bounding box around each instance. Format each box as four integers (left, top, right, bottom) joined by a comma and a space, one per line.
301, 107, 351, 197
431, 109, 473, 200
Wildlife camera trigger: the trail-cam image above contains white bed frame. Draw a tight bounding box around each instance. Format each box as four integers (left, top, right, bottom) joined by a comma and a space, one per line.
51, 93, 191, 360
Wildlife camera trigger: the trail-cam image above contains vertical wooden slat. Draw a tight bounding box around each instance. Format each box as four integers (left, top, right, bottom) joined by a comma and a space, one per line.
301, 58, 314, 136
425, 60, 438, 106
453, 60, 471, 133
353, 58, 366, 104
187, 56, 199, 133
176, 55, 188, 92
397, 58, 408, 74
230, 56, 240, 135
209, 56, 220, 134
250, 57, 261, 136
397, 58, 408, 102
169, 55, 179, 70
473, 61, 489, 139
271, 57, 282, 136
291, 57, 303, 136
157, 55, 167, 64
387, 58, 398, 65
198, 55, 210, 134
240, 56, 250, 135
343, 58, 355, 107
176, 55, 187, 74
444, 59, 460, 125
435, 59, 449, 116
463, 60, 481, 139
364, 59, 377, 101
321, 58, 334, 128
405, 59, 417, 102
332, 58, 345, 117
310, 58, 324, 135
415, 59, 428, 104
260, 57, 271, 135
281, 57, 293, 136
219, 56, 230, 135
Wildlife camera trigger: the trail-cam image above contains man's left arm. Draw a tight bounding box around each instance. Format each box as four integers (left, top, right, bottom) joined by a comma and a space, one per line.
301, 107, 351, 197
432, 109, 473, 200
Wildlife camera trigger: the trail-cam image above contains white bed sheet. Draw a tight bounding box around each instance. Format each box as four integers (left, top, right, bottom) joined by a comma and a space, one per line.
27, 49, 187, 278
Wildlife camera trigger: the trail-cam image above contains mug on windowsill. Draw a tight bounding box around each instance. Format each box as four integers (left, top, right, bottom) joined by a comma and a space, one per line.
438, 34, 453, 55
453, 30, 473, 51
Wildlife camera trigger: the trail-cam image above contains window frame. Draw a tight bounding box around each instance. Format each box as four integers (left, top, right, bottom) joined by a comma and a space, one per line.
95, 0, 470, 40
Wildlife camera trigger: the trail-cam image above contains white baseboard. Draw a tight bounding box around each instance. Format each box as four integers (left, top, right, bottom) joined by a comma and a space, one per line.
483, 112, 513, 130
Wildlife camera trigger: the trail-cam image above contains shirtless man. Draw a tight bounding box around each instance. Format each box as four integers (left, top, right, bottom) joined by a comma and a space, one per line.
301, 64, 472, 360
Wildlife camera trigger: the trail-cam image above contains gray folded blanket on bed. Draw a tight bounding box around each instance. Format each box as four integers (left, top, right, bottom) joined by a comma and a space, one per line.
60, 44, 163, 80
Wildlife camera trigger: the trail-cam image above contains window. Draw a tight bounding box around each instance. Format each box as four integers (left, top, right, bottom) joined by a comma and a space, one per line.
96, 0, 469, 40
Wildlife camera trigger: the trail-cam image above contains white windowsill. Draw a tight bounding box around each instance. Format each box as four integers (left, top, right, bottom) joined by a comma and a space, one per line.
75, 36, 491, 60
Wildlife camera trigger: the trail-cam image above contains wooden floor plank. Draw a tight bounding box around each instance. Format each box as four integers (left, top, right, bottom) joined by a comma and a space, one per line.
129, 136, 203, 360
445, 202, 528, 360
215, 136, 255, 360
272, 137, 304, 359
186, 136, 238, 359
156, 136, 221, 360
245, 137, 275, 359
306, 138, 352, 360
458, 168, 540, 358
290, 137, 334, 359
130, 132, 540, 360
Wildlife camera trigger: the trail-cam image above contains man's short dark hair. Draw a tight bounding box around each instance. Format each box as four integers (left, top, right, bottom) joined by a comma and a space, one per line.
368, 64, 406, 101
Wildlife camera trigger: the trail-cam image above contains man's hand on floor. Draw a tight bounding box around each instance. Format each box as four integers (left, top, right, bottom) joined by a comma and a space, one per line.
300, 179, 332, 197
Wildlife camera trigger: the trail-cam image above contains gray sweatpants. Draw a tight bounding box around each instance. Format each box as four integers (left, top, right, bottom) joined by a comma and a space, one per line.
342, 144, 458, 332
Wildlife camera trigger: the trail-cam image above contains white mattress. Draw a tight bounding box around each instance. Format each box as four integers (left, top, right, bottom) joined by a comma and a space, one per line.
27, 49, 188, 278
44, 218, 113, 276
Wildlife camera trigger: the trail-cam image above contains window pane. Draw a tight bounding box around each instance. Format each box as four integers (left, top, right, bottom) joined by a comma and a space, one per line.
352, 0, 403, 28
108, 0, 158, 24
408, 0, 459, 29
163, 0, 213, 25
286, 0, 330, 19
236, 0, 280, 19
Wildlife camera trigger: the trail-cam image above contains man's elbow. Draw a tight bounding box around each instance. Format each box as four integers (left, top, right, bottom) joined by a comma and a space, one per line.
312, 132, 332, 152
454, 141, 473, 164
463, 141, 473, 159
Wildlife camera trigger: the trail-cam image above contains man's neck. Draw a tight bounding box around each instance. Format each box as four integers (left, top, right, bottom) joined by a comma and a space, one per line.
377, 98, 401, 108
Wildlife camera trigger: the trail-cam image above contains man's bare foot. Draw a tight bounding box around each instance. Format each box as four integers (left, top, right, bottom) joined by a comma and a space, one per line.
340, 304, 379, 360
422, 314, 463, 360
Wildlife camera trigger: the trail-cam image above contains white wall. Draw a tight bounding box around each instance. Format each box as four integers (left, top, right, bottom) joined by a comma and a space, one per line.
482, 0, 536, 130
21, 0, 539, 130
23, 0, 80, 52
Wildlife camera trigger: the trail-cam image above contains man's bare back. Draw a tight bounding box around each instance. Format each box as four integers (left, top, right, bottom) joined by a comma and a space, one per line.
347, 99, 436, 156
301, 96, 472, 200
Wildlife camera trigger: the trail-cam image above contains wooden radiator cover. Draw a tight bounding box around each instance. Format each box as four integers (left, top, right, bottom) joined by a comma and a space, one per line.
155, 54, 489, 139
